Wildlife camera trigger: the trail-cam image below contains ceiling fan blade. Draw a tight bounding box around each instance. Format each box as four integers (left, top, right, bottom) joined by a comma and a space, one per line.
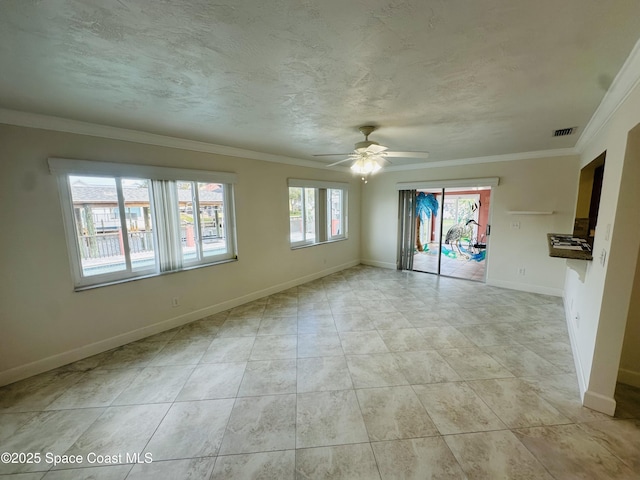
365, 144, 388, 154
326, 158, 353, 167
385, 151, 430, 158
313, 153, 351, 157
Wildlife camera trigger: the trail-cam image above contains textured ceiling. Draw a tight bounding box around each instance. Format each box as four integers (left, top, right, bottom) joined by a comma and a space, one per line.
1, 0, 640, 167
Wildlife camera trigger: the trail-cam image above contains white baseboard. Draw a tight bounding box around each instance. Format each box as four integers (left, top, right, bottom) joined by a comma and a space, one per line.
618, 368, 640, 388
0, 260, 360, 387
583, 389, 617, 416
360, 259, 396, 270
487, 279, 563, 297
0, 312, 202, 388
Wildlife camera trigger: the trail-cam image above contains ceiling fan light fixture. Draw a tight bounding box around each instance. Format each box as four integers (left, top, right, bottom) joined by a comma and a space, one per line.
350, 156, 382, 175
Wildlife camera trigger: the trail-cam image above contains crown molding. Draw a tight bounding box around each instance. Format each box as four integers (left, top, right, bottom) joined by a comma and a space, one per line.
575, 37, 640, 153
0, 106, 578, 172
0, 108, 339, 171
382, 147, 578, 172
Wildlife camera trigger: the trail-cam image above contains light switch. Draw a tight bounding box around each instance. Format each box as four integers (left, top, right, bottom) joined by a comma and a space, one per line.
600, 249, 607, 266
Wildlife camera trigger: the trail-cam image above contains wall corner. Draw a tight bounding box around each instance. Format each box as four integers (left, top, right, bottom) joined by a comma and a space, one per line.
583, 389, 617, 416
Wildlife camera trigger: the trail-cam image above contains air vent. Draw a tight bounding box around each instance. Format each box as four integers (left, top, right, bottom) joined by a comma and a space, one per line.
553, 127, 577, 137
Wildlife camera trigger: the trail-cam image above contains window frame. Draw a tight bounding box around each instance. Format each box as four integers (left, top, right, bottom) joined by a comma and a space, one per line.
288, 179, 348, 249
49, 158, 237, 290
289, 186, 319, 247
178, 181, 235, 267
327, 187, 347, 241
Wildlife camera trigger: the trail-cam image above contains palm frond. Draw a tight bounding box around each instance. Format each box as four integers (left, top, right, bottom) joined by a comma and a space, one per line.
415, 192, 439, 222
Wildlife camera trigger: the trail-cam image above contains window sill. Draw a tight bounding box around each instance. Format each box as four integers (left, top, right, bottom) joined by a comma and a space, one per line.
290, 237, 348, 250
74, 257, 238, 291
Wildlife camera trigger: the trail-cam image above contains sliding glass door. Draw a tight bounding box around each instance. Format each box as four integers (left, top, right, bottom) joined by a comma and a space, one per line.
412, 188, 442, 275
411, 186, 491, 282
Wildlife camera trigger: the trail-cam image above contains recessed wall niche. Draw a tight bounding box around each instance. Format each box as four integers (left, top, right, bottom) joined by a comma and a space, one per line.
574, 151, 606, 241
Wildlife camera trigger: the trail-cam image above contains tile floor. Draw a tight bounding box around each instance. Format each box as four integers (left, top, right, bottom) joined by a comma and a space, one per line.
1, 265, 639, 479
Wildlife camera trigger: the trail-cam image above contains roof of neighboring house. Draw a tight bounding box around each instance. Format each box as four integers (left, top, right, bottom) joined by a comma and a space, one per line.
70, 184, 223, 205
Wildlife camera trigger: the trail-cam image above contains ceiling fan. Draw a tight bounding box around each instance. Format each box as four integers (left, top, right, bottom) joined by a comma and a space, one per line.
313, 126, 430, 182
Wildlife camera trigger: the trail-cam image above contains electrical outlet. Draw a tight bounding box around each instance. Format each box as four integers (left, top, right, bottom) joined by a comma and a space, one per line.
510, 222, 521, 229
171, 297, 180, 308
517, 267, 526, 276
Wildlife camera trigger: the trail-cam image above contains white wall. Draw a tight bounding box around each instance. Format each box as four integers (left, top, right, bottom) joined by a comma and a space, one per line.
361, 156, 579, 295
619, 240, 640, 388
564, 80, 640, 414
0, 124, 361, 385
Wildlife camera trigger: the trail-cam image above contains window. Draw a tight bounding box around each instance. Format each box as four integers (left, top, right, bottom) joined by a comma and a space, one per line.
177, 181, 230, 265
49, 158, 237, 289
288, 179, 348, 247
328, 188, 345, 240
289, 186, 317, 244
